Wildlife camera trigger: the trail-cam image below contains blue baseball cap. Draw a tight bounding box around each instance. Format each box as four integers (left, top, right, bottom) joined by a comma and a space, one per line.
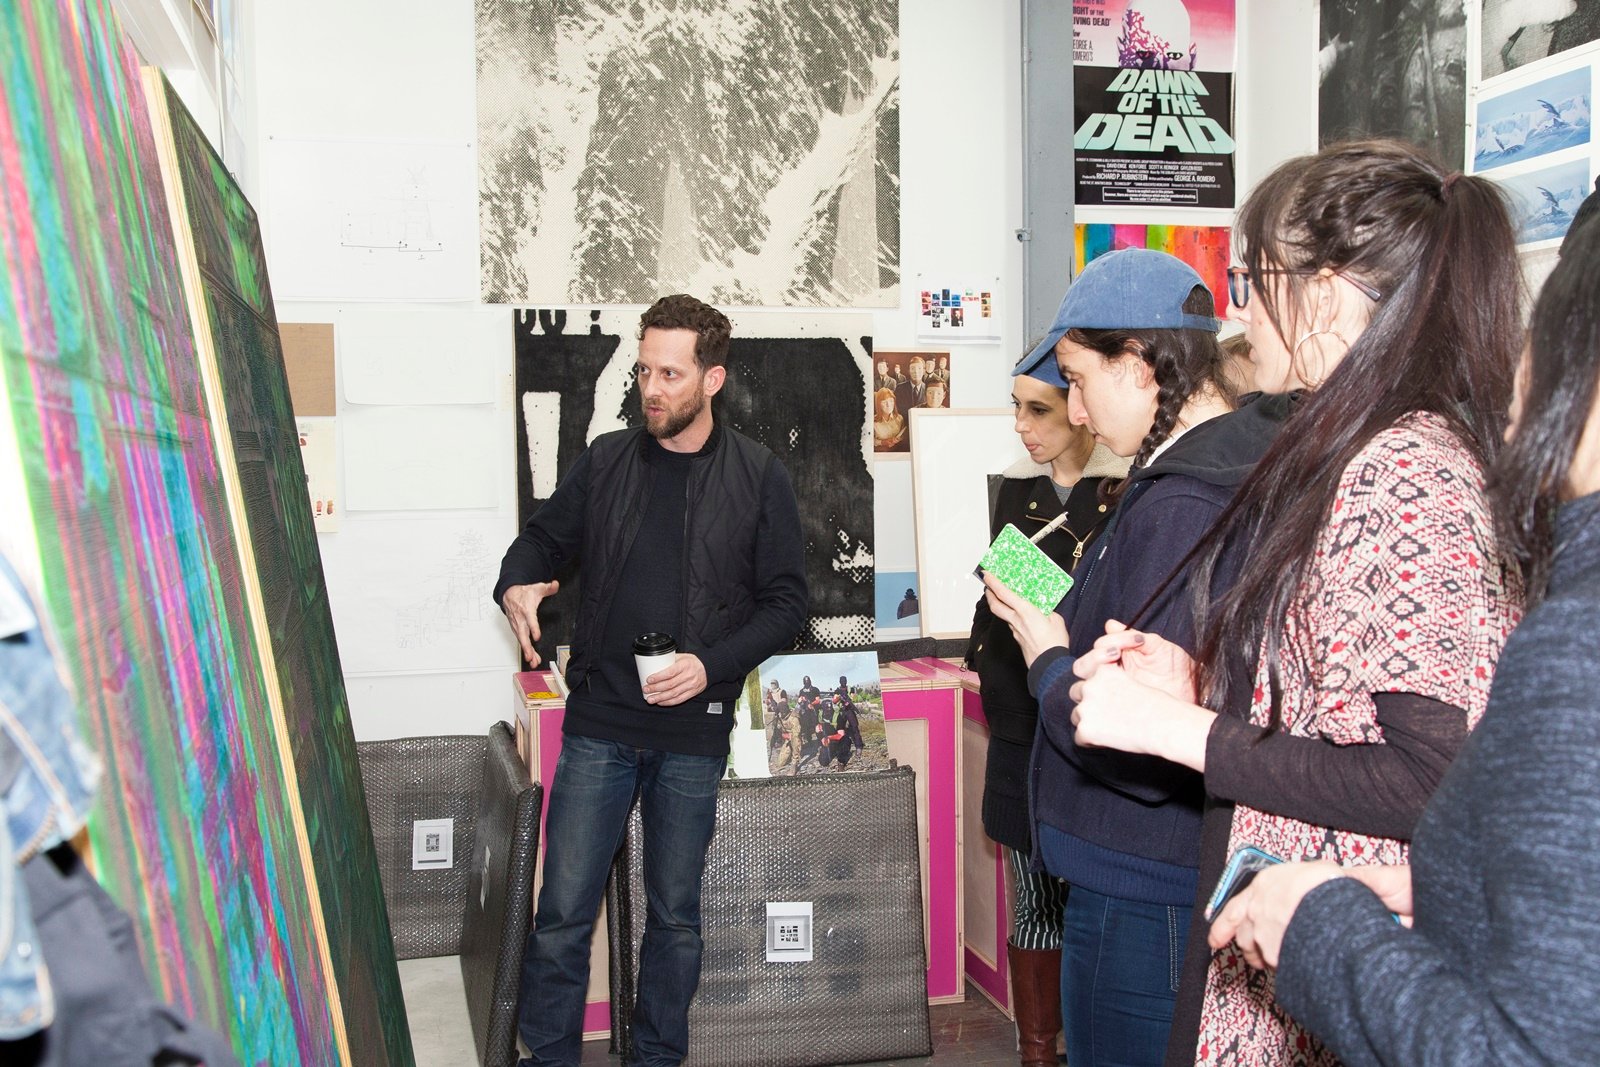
1013, 248, 1220, 387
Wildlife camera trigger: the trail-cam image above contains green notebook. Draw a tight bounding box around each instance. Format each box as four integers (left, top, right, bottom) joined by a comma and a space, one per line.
977, 523, 1075, 615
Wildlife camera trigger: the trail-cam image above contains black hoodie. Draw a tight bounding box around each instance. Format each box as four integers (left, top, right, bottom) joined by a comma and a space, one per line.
1024, 392, 1292, 904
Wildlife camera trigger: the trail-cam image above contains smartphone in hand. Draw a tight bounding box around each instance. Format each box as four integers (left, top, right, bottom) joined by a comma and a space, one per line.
1204, 845, 1283, 921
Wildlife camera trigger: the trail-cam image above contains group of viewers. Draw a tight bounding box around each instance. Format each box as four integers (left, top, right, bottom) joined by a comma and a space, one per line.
494, 137, 1600, 1067
762, 674, 866, 774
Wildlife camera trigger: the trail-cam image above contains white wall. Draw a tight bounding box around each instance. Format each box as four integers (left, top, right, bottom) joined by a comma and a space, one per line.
249, 1, 1025, 739
245, 0, 1325, 739
871, 2, 1026, 580
1235, 0, 1318, 196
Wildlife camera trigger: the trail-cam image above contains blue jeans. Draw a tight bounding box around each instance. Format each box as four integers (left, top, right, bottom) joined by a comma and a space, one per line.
1060, 886, 1190, 1067
516, 734, 724, 1067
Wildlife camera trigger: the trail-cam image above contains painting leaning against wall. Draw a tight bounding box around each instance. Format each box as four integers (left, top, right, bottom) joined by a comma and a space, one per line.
145, 71, 416, 1067
0, 1, 350, 1062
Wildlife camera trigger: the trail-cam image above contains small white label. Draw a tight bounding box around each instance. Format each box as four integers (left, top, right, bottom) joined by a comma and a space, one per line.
706, 701, 723, 715
765, 901, 814, 963
412, 818, 454, 870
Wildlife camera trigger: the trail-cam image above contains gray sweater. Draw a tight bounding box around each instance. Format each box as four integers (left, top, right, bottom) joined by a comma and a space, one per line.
1275, 493, 1600, 1066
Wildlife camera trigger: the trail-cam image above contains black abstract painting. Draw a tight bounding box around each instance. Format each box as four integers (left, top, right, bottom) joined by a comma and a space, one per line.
512, 309, 875, 662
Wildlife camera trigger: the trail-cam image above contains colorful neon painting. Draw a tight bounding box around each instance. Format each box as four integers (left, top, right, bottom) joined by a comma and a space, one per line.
1074, 222, 1232, 318
148, 72, 414, 1066
0, 0, 342, 1061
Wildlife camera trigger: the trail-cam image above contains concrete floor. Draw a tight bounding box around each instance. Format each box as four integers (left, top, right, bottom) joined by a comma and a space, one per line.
399, 956, 1030, 1066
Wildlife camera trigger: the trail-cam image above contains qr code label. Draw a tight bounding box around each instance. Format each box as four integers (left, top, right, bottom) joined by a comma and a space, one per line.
765, 903, 813, 962
413, 818, 454, 870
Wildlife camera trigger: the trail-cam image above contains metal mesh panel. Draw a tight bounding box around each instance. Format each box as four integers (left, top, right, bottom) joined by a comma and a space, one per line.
460, 723, 542, 1067
357, 735, 487, 960
611, 767, 931, 1066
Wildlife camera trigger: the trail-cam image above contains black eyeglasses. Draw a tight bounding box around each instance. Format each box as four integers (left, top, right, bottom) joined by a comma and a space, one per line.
1226, 266, 1383, 309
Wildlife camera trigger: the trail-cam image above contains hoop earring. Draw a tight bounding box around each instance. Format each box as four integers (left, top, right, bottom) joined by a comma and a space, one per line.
1292, 327, 1347, 389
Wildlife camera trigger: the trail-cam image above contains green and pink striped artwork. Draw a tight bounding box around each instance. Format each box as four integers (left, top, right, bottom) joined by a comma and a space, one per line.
0, 1, 408, 1063
148, 71, 413, 1066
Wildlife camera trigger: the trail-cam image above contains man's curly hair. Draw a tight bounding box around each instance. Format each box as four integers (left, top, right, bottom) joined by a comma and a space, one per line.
638, 294, 732, 371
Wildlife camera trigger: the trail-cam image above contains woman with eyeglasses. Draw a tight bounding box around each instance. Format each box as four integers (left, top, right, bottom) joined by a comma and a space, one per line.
1204, 182, 1600, 1067
1065, 140, 1524, 1065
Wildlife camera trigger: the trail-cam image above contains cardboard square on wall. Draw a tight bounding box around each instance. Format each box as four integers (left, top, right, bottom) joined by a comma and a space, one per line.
280, 322, 337, 416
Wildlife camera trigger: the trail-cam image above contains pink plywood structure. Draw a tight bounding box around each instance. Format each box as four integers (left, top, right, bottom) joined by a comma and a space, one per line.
957, 678, 1014, 1017
513, 661, 967, 1029
881, 661, 965, 1003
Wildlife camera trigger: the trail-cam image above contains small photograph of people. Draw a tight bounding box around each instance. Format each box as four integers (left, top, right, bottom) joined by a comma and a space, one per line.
731, 650, 890, 778
872, 351, 952, 454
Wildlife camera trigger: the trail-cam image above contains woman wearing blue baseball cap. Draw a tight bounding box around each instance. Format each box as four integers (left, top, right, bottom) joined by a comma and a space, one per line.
964, 346, 1126, 1066
984, 247, 1290, 1067
1067, 140, 1524, 1066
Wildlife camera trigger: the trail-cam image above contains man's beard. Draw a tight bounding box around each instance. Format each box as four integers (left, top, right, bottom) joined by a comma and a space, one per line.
644, 390, 706, 440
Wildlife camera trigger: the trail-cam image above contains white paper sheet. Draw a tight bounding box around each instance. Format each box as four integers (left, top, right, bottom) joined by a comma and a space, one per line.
320, 515, 520, 675
344, 668, 516, 741
296, 416, 340, 532
265, 137, 477, 301
343, 405, 498, 511
339, 304, 501, 406
909, 408, 1027, 639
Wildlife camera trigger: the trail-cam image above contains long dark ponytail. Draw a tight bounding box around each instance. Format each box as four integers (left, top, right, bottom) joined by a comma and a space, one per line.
1071, 285, 1234, 505
1191, 140, 1523, 721
1490, 208, 1600, 605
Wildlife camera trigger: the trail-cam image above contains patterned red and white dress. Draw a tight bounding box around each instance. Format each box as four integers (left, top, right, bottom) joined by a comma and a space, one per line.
1194, 413, 1521, 1066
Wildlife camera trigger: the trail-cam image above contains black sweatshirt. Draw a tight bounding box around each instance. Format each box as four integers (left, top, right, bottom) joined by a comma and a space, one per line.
493, 426, 807, 756
1026, 393, 1292, 905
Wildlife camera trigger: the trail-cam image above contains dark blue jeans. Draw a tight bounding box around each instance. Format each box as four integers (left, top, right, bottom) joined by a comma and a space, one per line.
1060, 885, 1190, 1067
516, 734, 724, 1067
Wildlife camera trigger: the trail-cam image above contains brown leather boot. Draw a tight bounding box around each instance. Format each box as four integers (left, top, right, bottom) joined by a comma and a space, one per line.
1008, 941, 1062, 1066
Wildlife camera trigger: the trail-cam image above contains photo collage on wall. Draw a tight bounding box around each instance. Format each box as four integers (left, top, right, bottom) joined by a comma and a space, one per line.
915, 282, 999, 342
1470, 21, 1598, 257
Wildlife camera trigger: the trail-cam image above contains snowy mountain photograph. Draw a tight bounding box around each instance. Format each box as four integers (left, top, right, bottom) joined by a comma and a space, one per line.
1474, 66, 1591, 173
476, 0, 900, 307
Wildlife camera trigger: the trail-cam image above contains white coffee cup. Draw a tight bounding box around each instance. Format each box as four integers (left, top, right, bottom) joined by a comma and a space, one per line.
633, 632, 678, 689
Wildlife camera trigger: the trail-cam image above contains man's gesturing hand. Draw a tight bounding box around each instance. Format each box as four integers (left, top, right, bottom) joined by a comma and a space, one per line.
501, 580, 560, 665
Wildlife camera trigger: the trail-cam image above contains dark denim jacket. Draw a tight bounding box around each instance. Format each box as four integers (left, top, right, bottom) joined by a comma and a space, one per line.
0, 555, 101, 1038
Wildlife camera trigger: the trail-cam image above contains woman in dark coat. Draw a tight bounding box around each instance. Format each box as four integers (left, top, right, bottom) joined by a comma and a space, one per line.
965, 357, 1125, 1066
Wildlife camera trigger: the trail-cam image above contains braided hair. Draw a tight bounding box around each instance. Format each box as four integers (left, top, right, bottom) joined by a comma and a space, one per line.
1065, 284, 1234, 505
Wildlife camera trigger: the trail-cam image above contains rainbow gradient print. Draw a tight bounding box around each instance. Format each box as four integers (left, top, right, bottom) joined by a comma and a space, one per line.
1, 1, 364, 1061
1074, 222, 1232, 319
